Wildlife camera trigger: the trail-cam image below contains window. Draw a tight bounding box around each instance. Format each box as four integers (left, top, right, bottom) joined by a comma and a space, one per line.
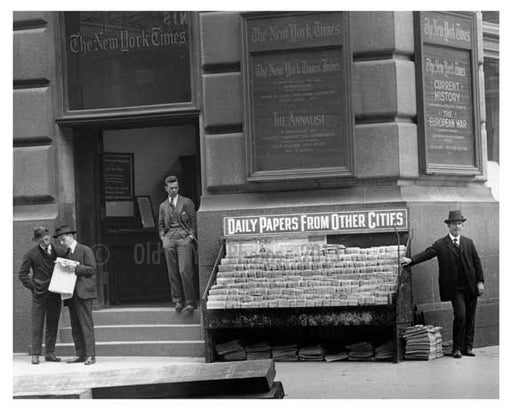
63, 12, 192, 111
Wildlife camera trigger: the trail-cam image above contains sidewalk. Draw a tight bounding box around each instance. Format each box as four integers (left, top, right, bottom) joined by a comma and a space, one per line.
13, 345, 499, 399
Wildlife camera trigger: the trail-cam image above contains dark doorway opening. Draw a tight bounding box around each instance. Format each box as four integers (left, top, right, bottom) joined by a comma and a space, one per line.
73, 119, 201, 307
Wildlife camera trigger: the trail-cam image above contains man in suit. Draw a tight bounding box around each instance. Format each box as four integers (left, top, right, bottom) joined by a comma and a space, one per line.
401, 210, 484, 358
158, 175, 197, 312
18, 226, 62, 365
53, 225, 97, 365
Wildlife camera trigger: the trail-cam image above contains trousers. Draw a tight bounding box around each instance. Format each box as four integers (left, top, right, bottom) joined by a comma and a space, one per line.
67, 296, 96, 357
451, 287, 478, 352
162, 228, 195, 304
31, 292, 61, 355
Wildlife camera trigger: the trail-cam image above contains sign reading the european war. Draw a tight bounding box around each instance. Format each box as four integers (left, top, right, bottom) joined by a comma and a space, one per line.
417, 12, 480, 174
242, 12, 352, 180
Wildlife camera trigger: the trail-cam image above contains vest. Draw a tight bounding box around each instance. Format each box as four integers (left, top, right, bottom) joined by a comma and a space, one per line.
455, 246, 468, 289
169, 205, 181, 229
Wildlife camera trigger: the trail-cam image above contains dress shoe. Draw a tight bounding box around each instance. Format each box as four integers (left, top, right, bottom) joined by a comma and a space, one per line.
452, 349, 462, 358
184, 303, 197, 311
462, 348, 476, 357
44, 353, 61, 362
67, 356, 86, 363
175, 302, 184, 312
31, 355, 40, 365
84, 356, 96, 365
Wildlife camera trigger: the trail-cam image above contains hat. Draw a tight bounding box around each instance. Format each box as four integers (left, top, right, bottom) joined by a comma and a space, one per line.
444, 210, 466, 224
32, 226, 49, 241
53, 224, 77, 238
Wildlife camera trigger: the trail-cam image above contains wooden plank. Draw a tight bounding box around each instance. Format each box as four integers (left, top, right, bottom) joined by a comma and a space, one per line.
210, 381, 285, 399
14, 389, 92, 399
13, 360, 275, 398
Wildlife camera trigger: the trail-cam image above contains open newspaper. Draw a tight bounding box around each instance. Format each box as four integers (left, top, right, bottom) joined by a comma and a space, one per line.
48, 257, 79, 300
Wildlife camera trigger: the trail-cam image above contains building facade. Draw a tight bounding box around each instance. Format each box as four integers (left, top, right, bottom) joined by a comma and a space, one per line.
13, 11, 499, 353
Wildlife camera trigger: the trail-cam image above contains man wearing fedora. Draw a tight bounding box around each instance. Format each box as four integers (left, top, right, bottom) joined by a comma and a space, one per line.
401, 210, 485, 359
18, 226, 62, 365
53, 224, 97, 365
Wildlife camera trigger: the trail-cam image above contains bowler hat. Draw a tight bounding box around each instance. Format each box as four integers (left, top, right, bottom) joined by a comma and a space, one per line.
53, 224, 77, 238
444, 210, 466, 224
32, 226, 49, 241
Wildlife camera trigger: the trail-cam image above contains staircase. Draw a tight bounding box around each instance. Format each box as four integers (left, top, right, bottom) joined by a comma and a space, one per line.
54, 307, 205, 357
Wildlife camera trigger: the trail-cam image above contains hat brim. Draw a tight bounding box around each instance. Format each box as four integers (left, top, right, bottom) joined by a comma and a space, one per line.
53, 230, 77, 238
444, 218, 466, 224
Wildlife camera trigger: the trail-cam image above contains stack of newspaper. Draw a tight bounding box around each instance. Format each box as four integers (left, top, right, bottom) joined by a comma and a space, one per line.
323, 346, 349, 362
298, 345, 324, 361
403, 325, 444, 360
347, 341, 374, 361
215, 339, 246, 361
271, 344, 299, 361
442, 339, 453, 356
245, 342, 272, 360
374, 340, 395, 360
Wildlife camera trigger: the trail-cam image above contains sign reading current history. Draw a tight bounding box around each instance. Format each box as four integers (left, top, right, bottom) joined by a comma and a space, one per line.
242, 12, 353, 180
224, 209, 408, 237
417, 12, 481, 175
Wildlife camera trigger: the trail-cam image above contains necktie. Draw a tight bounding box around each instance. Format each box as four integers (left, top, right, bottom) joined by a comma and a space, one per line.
453, 239, 459, 248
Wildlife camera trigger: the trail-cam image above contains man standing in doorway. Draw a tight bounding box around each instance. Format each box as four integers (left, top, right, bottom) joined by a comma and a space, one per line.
401, 210, 485, 358
53, 225, 97, 365
158, 175, 197, 312
18, 226, 62, 365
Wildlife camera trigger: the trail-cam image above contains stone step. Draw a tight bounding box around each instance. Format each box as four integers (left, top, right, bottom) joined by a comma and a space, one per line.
60, 307, 201, 326
54, 340, 205, 357
59, 324, 203, 343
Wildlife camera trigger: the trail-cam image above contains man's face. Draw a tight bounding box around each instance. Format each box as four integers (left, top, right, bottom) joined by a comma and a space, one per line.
448, 221, 463, 237
37, 234, 51, 249
58, 234, 73, 247
165, 181, 179, 198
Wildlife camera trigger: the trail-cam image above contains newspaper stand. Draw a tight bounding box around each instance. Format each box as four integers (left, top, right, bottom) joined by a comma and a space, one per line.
201, 209, 413, 363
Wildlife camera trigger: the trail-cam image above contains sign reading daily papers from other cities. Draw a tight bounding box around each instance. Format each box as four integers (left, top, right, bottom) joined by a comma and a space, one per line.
223, 209, 407, 237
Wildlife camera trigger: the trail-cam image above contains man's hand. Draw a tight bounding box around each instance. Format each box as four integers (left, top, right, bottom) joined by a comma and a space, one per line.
477, 282, 485, 296
400, 257, 412, 266
55, 259, 76, 273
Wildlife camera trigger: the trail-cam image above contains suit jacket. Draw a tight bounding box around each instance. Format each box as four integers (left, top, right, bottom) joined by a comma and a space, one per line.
62, 243, 97, 300
410, 235, 484, 301
158, 195, 197, 239
18, 245, 58, 295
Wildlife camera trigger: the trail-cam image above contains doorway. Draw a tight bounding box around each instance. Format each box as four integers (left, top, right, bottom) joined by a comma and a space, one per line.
73, 121, 201, 307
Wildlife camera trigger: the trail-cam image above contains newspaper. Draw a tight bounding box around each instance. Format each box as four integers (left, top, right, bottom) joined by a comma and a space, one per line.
48, 257, 79, 300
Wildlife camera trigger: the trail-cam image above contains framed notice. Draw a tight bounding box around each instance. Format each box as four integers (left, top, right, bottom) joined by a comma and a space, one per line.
415, 11, 482, 175
242, 12, 353, 181
136, 196, 156, 229
102, 153, 134, 200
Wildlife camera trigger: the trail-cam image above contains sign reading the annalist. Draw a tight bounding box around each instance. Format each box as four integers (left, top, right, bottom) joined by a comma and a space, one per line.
224, 209, 408, 237
417, 11, 481, 175
242, 12, 353, 181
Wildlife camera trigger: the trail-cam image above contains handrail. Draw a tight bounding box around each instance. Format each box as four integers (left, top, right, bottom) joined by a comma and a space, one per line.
201, 242, 225, 305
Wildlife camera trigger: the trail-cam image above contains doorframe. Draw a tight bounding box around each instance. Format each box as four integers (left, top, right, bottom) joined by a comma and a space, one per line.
70, 115, 202, 307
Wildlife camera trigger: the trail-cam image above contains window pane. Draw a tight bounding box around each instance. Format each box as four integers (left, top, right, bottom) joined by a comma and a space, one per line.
64, 12, 191, 110
484, 58, 499, 163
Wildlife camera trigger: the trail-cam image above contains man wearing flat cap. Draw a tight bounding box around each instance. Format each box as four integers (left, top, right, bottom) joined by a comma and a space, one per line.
18, 226, 62, 365
401, 210, 484, 359
53, 224, 97, 365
